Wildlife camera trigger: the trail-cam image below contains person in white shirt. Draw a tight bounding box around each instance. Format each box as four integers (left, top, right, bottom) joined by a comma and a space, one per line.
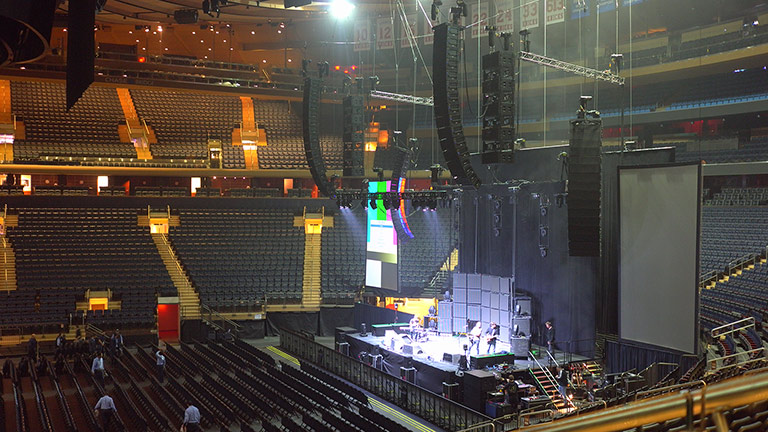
93, 394, 116, 431
468, 321, 483, 356
181, 403, 202, 432
155, 349, 166, 383
91, 353, 105, 387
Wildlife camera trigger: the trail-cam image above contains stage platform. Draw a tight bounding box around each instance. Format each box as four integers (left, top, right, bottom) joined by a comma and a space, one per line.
343, 331, 588, 395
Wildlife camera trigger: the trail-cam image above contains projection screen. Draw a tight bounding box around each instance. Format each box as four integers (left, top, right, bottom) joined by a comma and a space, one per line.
619, 163, 700, 354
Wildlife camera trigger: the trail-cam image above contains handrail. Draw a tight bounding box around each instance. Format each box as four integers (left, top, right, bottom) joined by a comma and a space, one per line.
520, 369, 768, 432
635, 380, 706, 401
708, 347, 765, 368
529, 351, 574, 409
200, 304, 242, 332
546, 349, 561, 369
518, 409, 555, 427
711, 317, 755, 338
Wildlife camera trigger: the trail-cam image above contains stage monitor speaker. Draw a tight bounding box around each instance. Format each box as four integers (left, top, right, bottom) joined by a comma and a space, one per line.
336, 342, 349, 356
400, 367, 416, 383
514, 296, 532, 316
568, 117, 602, 256
302, 77, 334, 197
402, 343, 417, 355
443, 382, 460, 401
443, 352, 463, 364
433, 23, 481, 187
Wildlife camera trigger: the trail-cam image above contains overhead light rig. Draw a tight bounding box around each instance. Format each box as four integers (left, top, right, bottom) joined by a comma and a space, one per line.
518, 51, 625, 86
335, 189, 453, 210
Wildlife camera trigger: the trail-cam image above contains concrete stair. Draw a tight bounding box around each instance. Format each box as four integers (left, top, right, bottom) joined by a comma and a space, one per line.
0, 238, 16, 292
151, 233, 200, 319
302, 233, 322, 308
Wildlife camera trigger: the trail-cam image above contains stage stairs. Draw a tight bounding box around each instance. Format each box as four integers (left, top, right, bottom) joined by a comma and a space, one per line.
151, 233, 200, 319
530, 367, 569, 410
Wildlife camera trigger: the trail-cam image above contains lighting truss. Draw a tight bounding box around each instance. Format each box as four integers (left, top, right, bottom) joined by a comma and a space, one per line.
369, 90, 434, 106
334, 189, 451, 207
519, 51, 625, 86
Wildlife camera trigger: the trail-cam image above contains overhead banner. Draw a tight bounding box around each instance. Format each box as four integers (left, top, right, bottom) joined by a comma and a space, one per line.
597, 0, 616, 13
400, 13, 418, 49
545, 0, 565, 24
521, 0, 540, 30
571, 0, 589, 19
495, 0, 515, 32
377, 17, 394, 50
472, 1, 490, 38
354, 20, 371, 52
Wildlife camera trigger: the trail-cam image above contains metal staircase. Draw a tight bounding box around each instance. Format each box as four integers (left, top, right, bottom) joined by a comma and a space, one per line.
151, 233, 200, 319
529, 352, 574, 411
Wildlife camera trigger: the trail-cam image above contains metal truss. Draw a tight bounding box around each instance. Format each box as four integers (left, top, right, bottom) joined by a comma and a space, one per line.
519, 51, 625, 86
369, 90, 434, 106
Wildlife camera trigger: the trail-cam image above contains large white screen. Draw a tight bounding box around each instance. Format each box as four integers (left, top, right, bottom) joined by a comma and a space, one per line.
619, 164, 700, 354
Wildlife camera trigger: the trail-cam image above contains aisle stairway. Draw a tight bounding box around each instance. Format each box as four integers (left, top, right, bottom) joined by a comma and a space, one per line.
302, 232, 322, 308
0, 237, 16, 292
151, 233, 200, 319
116, 87, 153, 159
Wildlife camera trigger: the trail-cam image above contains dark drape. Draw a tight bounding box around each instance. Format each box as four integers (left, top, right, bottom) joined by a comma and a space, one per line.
318, 308, 354, 336
267, 312, 319, 336
598, 148, 676, 334
604, 339, 699, 374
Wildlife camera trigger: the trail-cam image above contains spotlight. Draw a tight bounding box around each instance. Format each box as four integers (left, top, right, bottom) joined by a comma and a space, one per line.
329, 0, 355, 19
430, 0, 442, 21
369, 76, 380, 91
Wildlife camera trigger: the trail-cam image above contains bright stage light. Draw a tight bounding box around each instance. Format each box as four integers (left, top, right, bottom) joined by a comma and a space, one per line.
329, 0, 355, 19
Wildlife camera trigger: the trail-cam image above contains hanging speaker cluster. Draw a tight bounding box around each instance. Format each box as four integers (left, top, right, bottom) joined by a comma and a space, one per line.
433, 23, 481, 188
480, 51, 515, 164
567, 117, 602, 257
343, 95, 365, 177
302, 77, 335, 197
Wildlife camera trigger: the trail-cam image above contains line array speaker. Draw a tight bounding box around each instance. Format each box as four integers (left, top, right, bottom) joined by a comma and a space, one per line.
66, 0, 96, 110
433, 23, 481, 187
302, 77, 334, 196
343, 95, 365, 176
567, 118, 602, 256
480, 51, 515, 164
390, 145, 415, 241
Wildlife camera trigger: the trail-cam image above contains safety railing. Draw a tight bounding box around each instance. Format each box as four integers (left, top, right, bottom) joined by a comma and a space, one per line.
710, 317, 755, 338
634, 380, 706, 402
280, 329, 494, 432
200, 304, 242, 334
529, 351, 575, 410
708, 347, 766, 370
518, 409, 556, 427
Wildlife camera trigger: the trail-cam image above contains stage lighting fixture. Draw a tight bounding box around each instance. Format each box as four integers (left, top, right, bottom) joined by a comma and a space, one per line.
329, 0, 355, 19
370, 197, 377, 210
430, 0, 442, 20
486, 26, 496, 48
369, 76, 380, 91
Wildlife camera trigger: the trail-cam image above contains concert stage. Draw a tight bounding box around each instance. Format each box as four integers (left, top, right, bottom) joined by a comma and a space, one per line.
341, 331, 586, 395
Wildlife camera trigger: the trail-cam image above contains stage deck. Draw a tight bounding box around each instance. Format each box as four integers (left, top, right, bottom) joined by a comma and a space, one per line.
344, 331, 588, 394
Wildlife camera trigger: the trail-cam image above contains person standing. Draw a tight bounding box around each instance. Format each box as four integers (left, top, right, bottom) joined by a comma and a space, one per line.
28, 334, 38, 361
93, 393, 117, 432
545, 321, 555, 355
55, 332, 66, 356
111, 330, 124, 357
485, 322, 500, 354
91, 353, 105, 387
155, 349, 166, 383
556, 366, 569, 400
468, 321, 483, 356
181, 402, 202, 432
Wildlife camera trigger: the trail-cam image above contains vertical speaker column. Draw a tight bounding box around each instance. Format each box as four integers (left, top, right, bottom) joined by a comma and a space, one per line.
303, 77, 334, 196
433, 23, 481, 188
567, 118, 602, 256
481, 51, 515, 164
343, 95, 365, 176
390, 144, 415, 241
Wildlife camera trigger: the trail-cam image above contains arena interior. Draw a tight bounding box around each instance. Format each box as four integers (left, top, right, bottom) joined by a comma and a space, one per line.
1, 0, 768, 430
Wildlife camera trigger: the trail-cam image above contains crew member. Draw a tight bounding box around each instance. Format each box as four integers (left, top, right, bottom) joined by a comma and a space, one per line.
545, 321, 555, 354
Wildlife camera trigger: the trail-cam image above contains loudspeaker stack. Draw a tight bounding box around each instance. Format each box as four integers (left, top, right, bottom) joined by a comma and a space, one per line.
302, 77, 334, 196
433, 23, 481, 187
481, 51, 515, 164
343, 95, 365, 176
567, 118, 602, 256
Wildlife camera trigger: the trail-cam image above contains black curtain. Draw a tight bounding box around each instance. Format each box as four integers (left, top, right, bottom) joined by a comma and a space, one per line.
604, 339, 699, 374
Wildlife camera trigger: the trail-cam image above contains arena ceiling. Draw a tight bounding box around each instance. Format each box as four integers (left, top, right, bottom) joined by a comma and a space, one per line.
57, 0, 390, 25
